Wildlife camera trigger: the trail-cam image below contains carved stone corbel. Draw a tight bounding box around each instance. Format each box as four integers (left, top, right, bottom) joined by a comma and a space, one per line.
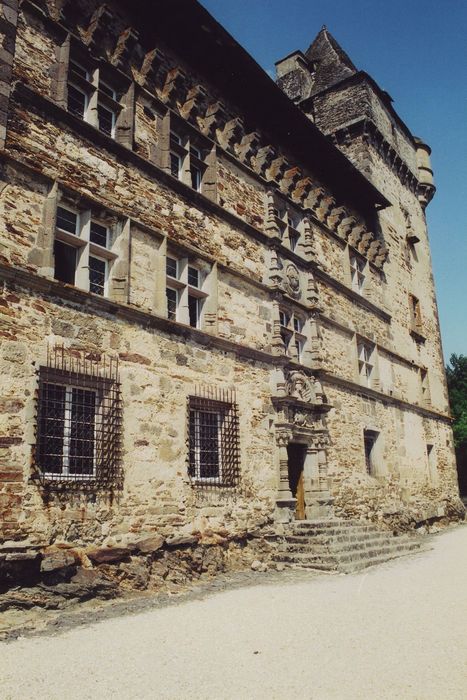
200, 101, 228, 139
267, 155, 288, 183
161, 67, 188, 104
83, 4, 113, 48
280, 166, 302, 196
180, 85, 208, 122
111, 27, 139, 68
218, 117, 244, 152
138, 48, 165, 89
236, 131, 260, 165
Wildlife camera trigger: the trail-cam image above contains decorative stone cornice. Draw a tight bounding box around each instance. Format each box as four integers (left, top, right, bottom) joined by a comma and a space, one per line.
329, 118, 420, 195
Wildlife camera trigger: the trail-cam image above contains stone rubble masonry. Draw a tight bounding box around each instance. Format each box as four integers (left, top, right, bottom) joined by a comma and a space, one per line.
0, 0, 463, 592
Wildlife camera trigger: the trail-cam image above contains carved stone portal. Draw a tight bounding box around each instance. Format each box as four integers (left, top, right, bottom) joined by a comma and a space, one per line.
272, 370, 333, 523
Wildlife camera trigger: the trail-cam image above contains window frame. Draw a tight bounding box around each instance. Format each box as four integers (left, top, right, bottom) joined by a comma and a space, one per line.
39, 382, 98, 481
168, 125, 208, 193
187, 393, 240, 488
35, 358, 122, 489
165, 253, 208, 329
280, 308, 306, 363
350, 253, 366, 294
358, 340, 375, 388
54, 202, 117, 297
189, 407, 223, 483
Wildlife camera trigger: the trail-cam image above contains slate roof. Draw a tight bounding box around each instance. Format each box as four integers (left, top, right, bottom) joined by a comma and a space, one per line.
305, 27, 358, 96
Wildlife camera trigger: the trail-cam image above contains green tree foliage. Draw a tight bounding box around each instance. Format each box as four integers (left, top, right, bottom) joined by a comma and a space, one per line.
446, 354, 467, 494
446, 354, 467, 448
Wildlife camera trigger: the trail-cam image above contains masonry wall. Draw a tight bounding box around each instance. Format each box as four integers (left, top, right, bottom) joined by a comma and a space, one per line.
0, 0, 462, 550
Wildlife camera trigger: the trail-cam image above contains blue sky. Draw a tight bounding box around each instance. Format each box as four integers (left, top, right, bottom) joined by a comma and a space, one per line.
200, 0, 467, 363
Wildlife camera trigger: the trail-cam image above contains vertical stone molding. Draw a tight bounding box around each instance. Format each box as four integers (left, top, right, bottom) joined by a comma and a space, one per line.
0, 0, 19, 151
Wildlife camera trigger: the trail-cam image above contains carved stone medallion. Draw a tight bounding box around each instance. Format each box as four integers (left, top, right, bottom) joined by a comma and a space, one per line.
283, 262, 301, 299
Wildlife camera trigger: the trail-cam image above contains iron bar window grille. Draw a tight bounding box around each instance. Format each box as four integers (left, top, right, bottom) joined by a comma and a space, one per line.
34, 346, 123, 490
188, 388, 240, 488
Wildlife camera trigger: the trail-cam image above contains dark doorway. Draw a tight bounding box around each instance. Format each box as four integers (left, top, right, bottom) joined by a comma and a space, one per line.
287, 443, 307, 520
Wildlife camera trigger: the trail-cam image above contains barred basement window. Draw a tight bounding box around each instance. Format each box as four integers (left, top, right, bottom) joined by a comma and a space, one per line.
34, 347, 122, 488
188, 390, 240, 487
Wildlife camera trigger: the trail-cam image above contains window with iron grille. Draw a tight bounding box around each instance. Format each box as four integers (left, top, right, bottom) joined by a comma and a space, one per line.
35, 347, 122, 489
188, 391, 240, 487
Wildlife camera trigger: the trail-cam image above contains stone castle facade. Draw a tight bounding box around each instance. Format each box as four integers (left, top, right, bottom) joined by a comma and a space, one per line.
0, 0, 463, 561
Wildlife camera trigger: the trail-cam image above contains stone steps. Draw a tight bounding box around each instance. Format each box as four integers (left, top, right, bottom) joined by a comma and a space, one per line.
280, 534, 412, 555
274, 518, 424, 573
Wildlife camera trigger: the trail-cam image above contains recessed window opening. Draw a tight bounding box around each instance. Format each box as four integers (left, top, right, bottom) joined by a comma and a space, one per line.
54, 240, 77, 285
358, 341, 374, 387
350, 254, 365, 294
364, 430, 379, 476
188, 391, 240, 487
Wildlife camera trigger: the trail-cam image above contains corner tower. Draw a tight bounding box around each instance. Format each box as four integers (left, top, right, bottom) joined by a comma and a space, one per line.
276, 27, 435, 209
277, 28, 460, 520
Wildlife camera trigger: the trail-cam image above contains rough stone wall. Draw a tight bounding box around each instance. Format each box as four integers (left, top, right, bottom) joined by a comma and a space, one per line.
0, 0, 462, 563
0, 281, 277, 545
325, 385, 460, 528
0, 0, 18, 150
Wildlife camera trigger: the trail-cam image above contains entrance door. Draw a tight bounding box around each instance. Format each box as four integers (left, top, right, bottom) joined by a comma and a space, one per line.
287, 443, 307, 520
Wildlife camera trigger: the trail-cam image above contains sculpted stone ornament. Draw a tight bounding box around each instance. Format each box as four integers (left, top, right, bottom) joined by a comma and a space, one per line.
286, 370, 315, 403
293, 411, 309, 426
283, 262, 301, 299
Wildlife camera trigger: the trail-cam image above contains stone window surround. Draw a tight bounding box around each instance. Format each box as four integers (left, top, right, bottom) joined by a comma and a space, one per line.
409, 293, 423, 332
56, 37, 135, 148
356, 336, 380, 390
426, 443, 437, 484
165, 251, 210, 329
34, 356, 122, 489
53, 200, 119, 298
363, 427, 386, 478
26, 7, 387, 277
187, 392, 240, 488
420, 368, 431, 408
269, 192, 304, 255
349, 249, 366, 295
278, 307, 307, 363
168, 126, 206, 193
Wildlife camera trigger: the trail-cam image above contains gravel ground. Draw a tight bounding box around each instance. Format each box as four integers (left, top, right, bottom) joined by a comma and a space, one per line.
1, 525, 466, 700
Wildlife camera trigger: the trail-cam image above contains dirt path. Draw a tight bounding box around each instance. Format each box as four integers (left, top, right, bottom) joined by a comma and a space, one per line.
1, 525, 466, 700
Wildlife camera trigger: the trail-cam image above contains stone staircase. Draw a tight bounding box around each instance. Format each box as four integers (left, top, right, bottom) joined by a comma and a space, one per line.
274, 519, 424, 574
